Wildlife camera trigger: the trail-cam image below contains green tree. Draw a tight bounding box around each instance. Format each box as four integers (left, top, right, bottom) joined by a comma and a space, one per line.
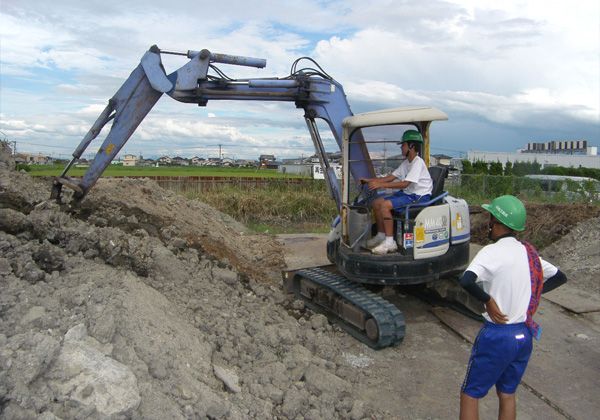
461, 159, 473, 174
489, 161, 503, 176
513, 160, 541, 176
504, 161, 513, 176
472, 160, 489, 174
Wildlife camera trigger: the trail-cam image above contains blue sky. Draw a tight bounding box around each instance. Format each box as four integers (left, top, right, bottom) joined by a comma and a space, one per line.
1, 0, 598, 161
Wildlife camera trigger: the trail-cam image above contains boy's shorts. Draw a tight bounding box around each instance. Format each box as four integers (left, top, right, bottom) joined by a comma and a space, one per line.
462, 322, 533, 398
384, 192, 430, 208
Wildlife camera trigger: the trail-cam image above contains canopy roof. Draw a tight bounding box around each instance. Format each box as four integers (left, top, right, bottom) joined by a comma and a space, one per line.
342, 106, 448, 130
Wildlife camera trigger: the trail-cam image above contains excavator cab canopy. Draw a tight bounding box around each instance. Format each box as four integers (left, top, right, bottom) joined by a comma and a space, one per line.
342, 106, 449, 131
340, 106, 448, 205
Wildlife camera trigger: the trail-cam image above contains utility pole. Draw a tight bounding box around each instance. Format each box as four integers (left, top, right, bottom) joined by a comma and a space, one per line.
218, 144, 222, 167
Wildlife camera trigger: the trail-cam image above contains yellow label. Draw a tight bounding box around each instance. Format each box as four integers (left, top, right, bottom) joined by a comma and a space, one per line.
106, 143, 115, 154
415, 227, 425, 243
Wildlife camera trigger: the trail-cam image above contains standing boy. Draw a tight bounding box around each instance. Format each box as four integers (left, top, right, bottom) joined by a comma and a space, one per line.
459, 195, 567, 420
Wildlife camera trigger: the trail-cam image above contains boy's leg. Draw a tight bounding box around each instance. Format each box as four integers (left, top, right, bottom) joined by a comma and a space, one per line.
379, 199, 394, 237
497, 390, 516, 420
460, 392, 479, 420
372, 198, 384, 232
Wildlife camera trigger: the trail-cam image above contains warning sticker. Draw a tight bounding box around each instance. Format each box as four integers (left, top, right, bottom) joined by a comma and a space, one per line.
404, 233, 414, 248
415, 227, 425, 243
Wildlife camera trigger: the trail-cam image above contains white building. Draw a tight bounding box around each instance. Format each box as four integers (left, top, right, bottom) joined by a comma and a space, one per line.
122, 154, 137, 166
468, 140, 600, 169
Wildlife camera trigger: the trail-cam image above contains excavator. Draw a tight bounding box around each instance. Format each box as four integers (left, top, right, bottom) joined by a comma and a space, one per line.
51, 45, 472, 349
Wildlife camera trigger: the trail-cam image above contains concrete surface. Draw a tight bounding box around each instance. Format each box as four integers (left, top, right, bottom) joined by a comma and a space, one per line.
276, 234, 600, 420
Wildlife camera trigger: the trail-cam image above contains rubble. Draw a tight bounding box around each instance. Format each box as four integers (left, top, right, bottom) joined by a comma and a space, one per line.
1, 145, 598, 419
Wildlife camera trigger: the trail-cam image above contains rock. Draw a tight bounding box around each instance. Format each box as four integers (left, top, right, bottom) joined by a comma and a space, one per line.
33, 240, 66, 273
20, 306, 49, 329
350, 400, 367, 420
310, 313, 329, 330
0, 209, 30, 234
45, 325, 141, 417
90, 310, 117, 344
303, 364, 352, 398
281, 388, 309, 419
0, 141, 15, 169
212, 266, 239, 286
0, 257, 12, 275
213, 365, 242, 393
12, 332, 61, 385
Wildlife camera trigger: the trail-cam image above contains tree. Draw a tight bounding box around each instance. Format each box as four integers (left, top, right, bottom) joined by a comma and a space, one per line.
504, 161, 513, 176
489, 161, 503, 176
472, 160, 489, 174
461, 159, 473, 174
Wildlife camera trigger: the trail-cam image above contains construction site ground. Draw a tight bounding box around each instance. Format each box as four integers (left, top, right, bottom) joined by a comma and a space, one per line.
1, 144, 598, 420
278, 233, 600, 420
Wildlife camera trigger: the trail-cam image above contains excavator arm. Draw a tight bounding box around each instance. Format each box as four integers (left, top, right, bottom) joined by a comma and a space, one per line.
51, 45, 374, 208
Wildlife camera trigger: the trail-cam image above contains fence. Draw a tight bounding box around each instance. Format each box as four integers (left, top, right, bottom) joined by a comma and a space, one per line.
120, 174, 599, 205
129, 176, 319, 195
446, 174, 600, 204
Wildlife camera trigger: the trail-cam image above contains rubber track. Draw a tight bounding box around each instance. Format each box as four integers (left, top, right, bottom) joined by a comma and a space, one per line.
293, 268, 406, 349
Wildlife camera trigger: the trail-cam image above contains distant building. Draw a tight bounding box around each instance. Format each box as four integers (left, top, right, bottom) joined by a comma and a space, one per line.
172, 156, 189, 166
138, 158, 155, 167
467, 140, 600, 170
122, 154, 137, 166
430, 154, 452, 167
190, 156, 205, 166
520, 140, 595, 155
157, 156, 172, 165
235, 159, 252, 167
259, 154, 276, 163
278, 163, 313, 176
14, 153, 53, 165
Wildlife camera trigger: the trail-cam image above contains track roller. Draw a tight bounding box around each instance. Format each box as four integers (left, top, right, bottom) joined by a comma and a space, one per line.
292, 268, 405, 349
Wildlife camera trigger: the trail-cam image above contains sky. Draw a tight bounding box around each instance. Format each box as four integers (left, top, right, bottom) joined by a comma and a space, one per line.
1, 0, 599, 162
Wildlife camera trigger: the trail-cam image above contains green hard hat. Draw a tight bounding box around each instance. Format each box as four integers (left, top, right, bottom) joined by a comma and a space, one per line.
482, 195, 526, 231
401, 130, 423, 143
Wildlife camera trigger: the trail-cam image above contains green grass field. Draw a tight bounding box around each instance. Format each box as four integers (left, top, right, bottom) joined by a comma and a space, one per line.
24, 163, 307, 179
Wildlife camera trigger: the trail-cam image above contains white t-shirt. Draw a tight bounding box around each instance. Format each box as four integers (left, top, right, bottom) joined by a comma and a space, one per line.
467, 236, 558, 323
391, 156, 433, 196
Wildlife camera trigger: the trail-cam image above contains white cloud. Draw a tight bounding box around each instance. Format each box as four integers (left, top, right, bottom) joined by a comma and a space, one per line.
1, 0, 598, 160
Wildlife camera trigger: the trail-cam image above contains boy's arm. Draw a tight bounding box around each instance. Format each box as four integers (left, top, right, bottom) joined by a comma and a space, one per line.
461, 270, 508, 324
460, 270, 490, 302
542, 270, 567, 294
361, 174, 407, 190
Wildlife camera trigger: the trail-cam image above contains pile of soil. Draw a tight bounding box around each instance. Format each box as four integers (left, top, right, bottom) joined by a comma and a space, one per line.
469, 203, 600, 248
1, 139, 598, 419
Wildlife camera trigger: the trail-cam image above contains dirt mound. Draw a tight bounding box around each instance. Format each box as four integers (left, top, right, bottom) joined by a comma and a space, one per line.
1, 156, 599, 419
0, 170, 373, 419
469, 202, 600, 248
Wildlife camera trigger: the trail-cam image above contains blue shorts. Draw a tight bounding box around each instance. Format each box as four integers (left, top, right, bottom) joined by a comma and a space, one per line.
462, 322, 533, 398
384, 193, 430, 208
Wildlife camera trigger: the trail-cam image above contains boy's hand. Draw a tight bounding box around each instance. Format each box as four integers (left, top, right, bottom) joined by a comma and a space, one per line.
485, 298, 508, 324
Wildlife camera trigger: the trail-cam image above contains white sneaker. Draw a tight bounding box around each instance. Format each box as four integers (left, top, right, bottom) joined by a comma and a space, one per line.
366, 235, 384, 248
372, 241, 398, 254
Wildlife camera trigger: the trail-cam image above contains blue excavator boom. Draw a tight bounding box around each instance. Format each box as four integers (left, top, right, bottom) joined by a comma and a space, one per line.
51, 45, 374, 208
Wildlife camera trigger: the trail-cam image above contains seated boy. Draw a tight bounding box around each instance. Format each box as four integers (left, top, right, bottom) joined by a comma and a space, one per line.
358, 130, 432, 254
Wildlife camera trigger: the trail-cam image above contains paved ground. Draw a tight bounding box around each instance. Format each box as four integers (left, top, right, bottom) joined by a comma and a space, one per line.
276, 234, 600, 420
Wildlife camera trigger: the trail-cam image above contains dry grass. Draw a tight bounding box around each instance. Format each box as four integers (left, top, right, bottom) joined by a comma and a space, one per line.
470, 202, 600, 249
188, 184, 338, 232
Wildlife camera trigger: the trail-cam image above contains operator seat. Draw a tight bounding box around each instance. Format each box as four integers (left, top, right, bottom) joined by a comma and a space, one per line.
393, 166, 448, 219
427, 166, 448, 202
